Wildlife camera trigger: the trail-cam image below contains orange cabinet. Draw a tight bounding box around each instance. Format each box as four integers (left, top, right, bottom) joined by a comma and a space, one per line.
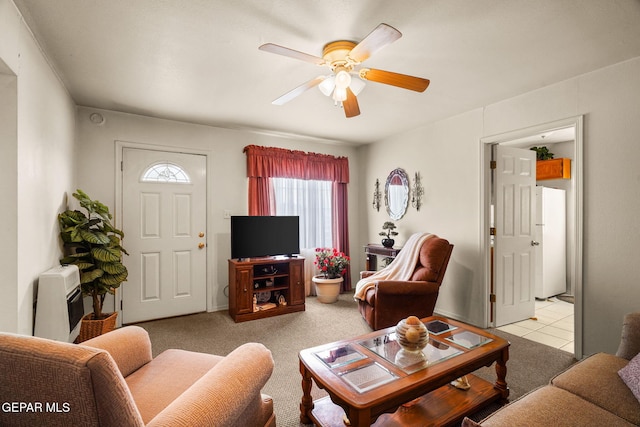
536, 158, 571, 180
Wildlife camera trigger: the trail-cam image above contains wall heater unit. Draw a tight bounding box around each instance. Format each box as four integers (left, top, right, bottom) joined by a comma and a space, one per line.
34, 265, 84, 342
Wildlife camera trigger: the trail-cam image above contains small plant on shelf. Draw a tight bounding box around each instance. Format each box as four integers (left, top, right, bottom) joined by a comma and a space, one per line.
314, 248, 350, 279
530, 146, 554, 160
379, 221, 399, 248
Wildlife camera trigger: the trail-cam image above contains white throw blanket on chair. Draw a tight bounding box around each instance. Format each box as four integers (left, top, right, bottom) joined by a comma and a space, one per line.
354, 232, 434, 301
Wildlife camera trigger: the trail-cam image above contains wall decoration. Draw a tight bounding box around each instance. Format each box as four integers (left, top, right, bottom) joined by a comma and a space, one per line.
372, 179, 382, 211
384, 168, 410, 220
411, 172, 424, 211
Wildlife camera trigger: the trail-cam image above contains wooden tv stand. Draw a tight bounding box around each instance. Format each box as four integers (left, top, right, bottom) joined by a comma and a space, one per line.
228, 256, 305, 322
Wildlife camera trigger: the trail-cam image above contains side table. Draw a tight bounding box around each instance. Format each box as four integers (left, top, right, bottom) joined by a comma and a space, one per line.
364, 244, 401, 271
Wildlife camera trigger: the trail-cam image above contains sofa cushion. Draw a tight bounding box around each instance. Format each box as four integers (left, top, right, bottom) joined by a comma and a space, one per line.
468, 385, 636, 426
619, 352, 640, 403
616, 312, 640, 360
145, 342, 275, 427
551, 352, 640, 425
126, 349, 223, 423
412, 238, 450, 282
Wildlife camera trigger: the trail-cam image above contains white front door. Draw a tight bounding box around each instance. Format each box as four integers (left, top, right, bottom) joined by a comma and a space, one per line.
494, 145, 536, 326
121, 148, 207, 323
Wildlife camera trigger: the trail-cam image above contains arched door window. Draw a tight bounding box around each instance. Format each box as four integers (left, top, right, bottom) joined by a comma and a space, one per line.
141, 162, 191, 183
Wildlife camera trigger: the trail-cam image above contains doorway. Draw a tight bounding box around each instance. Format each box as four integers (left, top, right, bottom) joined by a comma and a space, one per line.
480, 116, 584, 358
119, 147, 208, 323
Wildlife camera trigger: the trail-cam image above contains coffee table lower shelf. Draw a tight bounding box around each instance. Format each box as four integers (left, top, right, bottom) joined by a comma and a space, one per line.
310, 374, 503, 427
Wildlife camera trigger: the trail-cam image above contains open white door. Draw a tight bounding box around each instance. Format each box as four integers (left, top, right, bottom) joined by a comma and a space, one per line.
494, 145, 536, 327
121, 148, 207, 323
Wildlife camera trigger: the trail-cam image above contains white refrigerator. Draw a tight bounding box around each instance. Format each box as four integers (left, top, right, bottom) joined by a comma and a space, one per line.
535, 187, 567, 299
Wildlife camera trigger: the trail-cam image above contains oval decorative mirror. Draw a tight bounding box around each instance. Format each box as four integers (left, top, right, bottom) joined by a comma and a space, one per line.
385, 168, 410, 220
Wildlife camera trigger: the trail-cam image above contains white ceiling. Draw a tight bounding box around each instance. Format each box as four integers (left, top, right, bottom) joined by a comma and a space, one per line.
13, 0, 640, 145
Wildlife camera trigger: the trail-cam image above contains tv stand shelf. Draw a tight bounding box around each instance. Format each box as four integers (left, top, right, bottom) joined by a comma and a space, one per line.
228, 257, 305, 322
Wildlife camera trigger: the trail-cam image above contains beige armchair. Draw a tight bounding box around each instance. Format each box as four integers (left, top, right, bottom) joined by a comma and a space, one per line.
0, 326, 275, 427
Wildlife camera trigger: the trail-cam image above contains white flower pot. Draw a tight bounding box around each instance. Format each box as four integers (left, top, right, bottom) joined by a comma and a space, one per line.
312, 276, 343, 304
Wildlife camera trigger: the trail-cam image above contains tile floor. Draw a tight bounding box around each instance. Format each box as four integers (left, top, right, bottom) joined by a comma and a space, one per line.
497, 297, 574, 354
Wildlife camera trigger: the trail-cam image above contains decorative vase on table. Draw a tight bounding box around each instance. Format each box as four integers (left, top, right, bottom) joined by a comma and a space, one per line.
381, 238, 395, 248
312, 276, 344, 304
395, 316, 429, 352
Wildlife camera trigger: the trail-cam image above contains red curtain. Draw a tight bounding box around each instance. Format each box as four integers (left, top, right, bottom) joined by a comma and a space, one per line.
244, 145, 352, 290
332, 182, 351, 291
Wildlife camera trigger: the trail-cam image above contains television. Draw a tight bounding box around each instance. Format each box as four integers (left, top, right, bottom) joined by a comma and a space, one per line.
231, 216, 300, 260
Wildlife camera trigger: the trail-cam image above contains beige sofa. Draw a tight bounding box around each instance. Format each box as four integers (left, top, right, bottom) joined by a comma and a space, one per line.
463, 312, 640, 426
0, 326, 275, 427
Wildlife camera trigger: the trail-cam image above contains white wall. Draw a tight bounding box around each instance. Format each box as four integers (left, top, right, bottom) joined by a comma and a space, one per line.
75, 107, 360, 313
361, 56, 640, 355
0, 67, 18, 332
0, 0, 76, 334
358, 109, 485, 325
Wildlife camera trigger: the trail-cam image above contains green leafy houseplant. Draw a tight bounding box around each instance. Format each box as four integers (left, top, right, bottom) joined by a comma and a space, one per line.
58, 190, 128, 320
530, 146, 554, 161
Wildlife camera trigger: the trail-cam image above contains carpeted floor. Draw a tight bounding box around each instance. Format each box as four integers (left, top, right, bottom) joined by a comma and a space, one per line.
134, 292, 576, 426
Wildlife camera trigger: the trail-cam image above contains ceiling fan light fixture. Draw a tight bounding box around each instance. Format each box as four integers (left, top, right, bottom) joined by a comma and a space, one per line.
333, 87, 347, 102
318, 75, 335, 96
261, 23, 428, 117
350, 76, 366, 96
334, 69, 351, 90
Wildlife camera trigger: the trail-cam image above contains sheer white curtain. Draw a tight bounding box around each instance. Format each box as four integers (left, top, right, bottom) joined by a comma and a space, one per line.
272, 177, 332, 295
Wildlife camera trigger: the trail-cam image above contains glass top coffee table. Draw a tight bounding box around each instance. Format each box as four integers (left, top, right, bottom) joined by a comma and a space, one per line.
299, 316, 509, 427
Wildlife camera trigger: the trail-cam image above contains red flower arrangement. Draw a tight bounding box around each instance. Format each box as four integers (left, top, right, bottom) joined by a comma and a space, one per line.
314, 248, 350, 279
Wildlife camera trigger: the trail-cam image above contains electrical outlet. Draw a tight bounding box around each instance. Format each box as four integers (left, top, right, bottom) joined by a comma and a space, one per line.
223, 210, 232, 219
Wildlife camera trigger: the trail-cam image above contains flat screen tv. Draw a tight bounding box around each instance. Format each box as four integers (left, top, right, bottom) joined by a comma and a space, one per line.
231, 216, 300, 260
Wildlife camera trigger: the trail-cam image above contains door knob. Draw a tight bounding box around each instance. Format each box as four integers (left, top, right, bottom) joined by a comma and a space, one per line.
531, 241, 540, 246
198, 242, 205, 249
199, 232, 205, 238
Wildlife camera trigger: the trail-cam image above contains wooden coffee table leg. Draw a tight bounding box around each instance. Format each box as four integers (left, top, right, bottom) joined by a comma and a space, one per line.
300, 361, 314, 423
346, 407, 371, 427
494, 347, 510, 401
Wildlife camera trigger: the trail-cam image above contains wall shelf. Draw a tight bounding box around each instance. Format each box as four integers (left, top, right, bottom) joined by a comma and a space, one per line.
536, 158, 571, 180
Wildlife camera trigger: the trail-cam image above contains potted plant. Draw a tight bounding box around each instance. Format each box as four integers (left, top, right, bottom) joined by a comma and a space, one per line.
379, 221, 399, 248
312, 248, 350, 304
530, 146, 554, 160
58, 189, 128, 342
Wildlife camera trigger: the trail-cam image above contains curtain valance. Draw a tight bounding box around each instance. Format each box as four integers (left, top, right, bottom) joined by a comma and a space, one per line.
243, 145, 349, 183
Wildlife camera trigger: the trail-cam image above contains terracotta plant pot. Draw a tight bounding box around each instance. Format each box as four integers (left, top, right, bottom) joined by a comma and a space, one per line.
312, 276, 343, 304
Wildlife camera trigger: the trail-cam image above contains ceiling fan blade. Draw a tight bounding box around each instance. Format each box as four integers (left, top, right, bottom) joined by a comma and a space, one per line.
272, 76, 326, 106
360, 68, 430, 92
348, 23, 402, 63
343, 87, 360, 118
259, 43, 326, 65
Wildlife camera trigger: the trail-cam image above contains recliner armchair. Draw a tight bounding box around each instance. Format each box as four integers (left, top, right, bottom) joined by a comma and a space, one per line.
0, 326, 275, 427
357, 236, 453, 330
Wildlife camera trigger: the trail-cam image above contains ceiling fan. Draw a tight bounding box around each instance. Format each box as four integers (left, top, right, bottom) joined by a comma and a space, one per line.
259, 23, 430, 118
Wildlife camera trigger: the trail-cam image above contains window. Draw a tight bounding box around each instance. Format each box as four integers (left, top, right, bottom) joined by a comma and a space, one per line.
141, 162, 190, 183
272, 178, 332, 249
